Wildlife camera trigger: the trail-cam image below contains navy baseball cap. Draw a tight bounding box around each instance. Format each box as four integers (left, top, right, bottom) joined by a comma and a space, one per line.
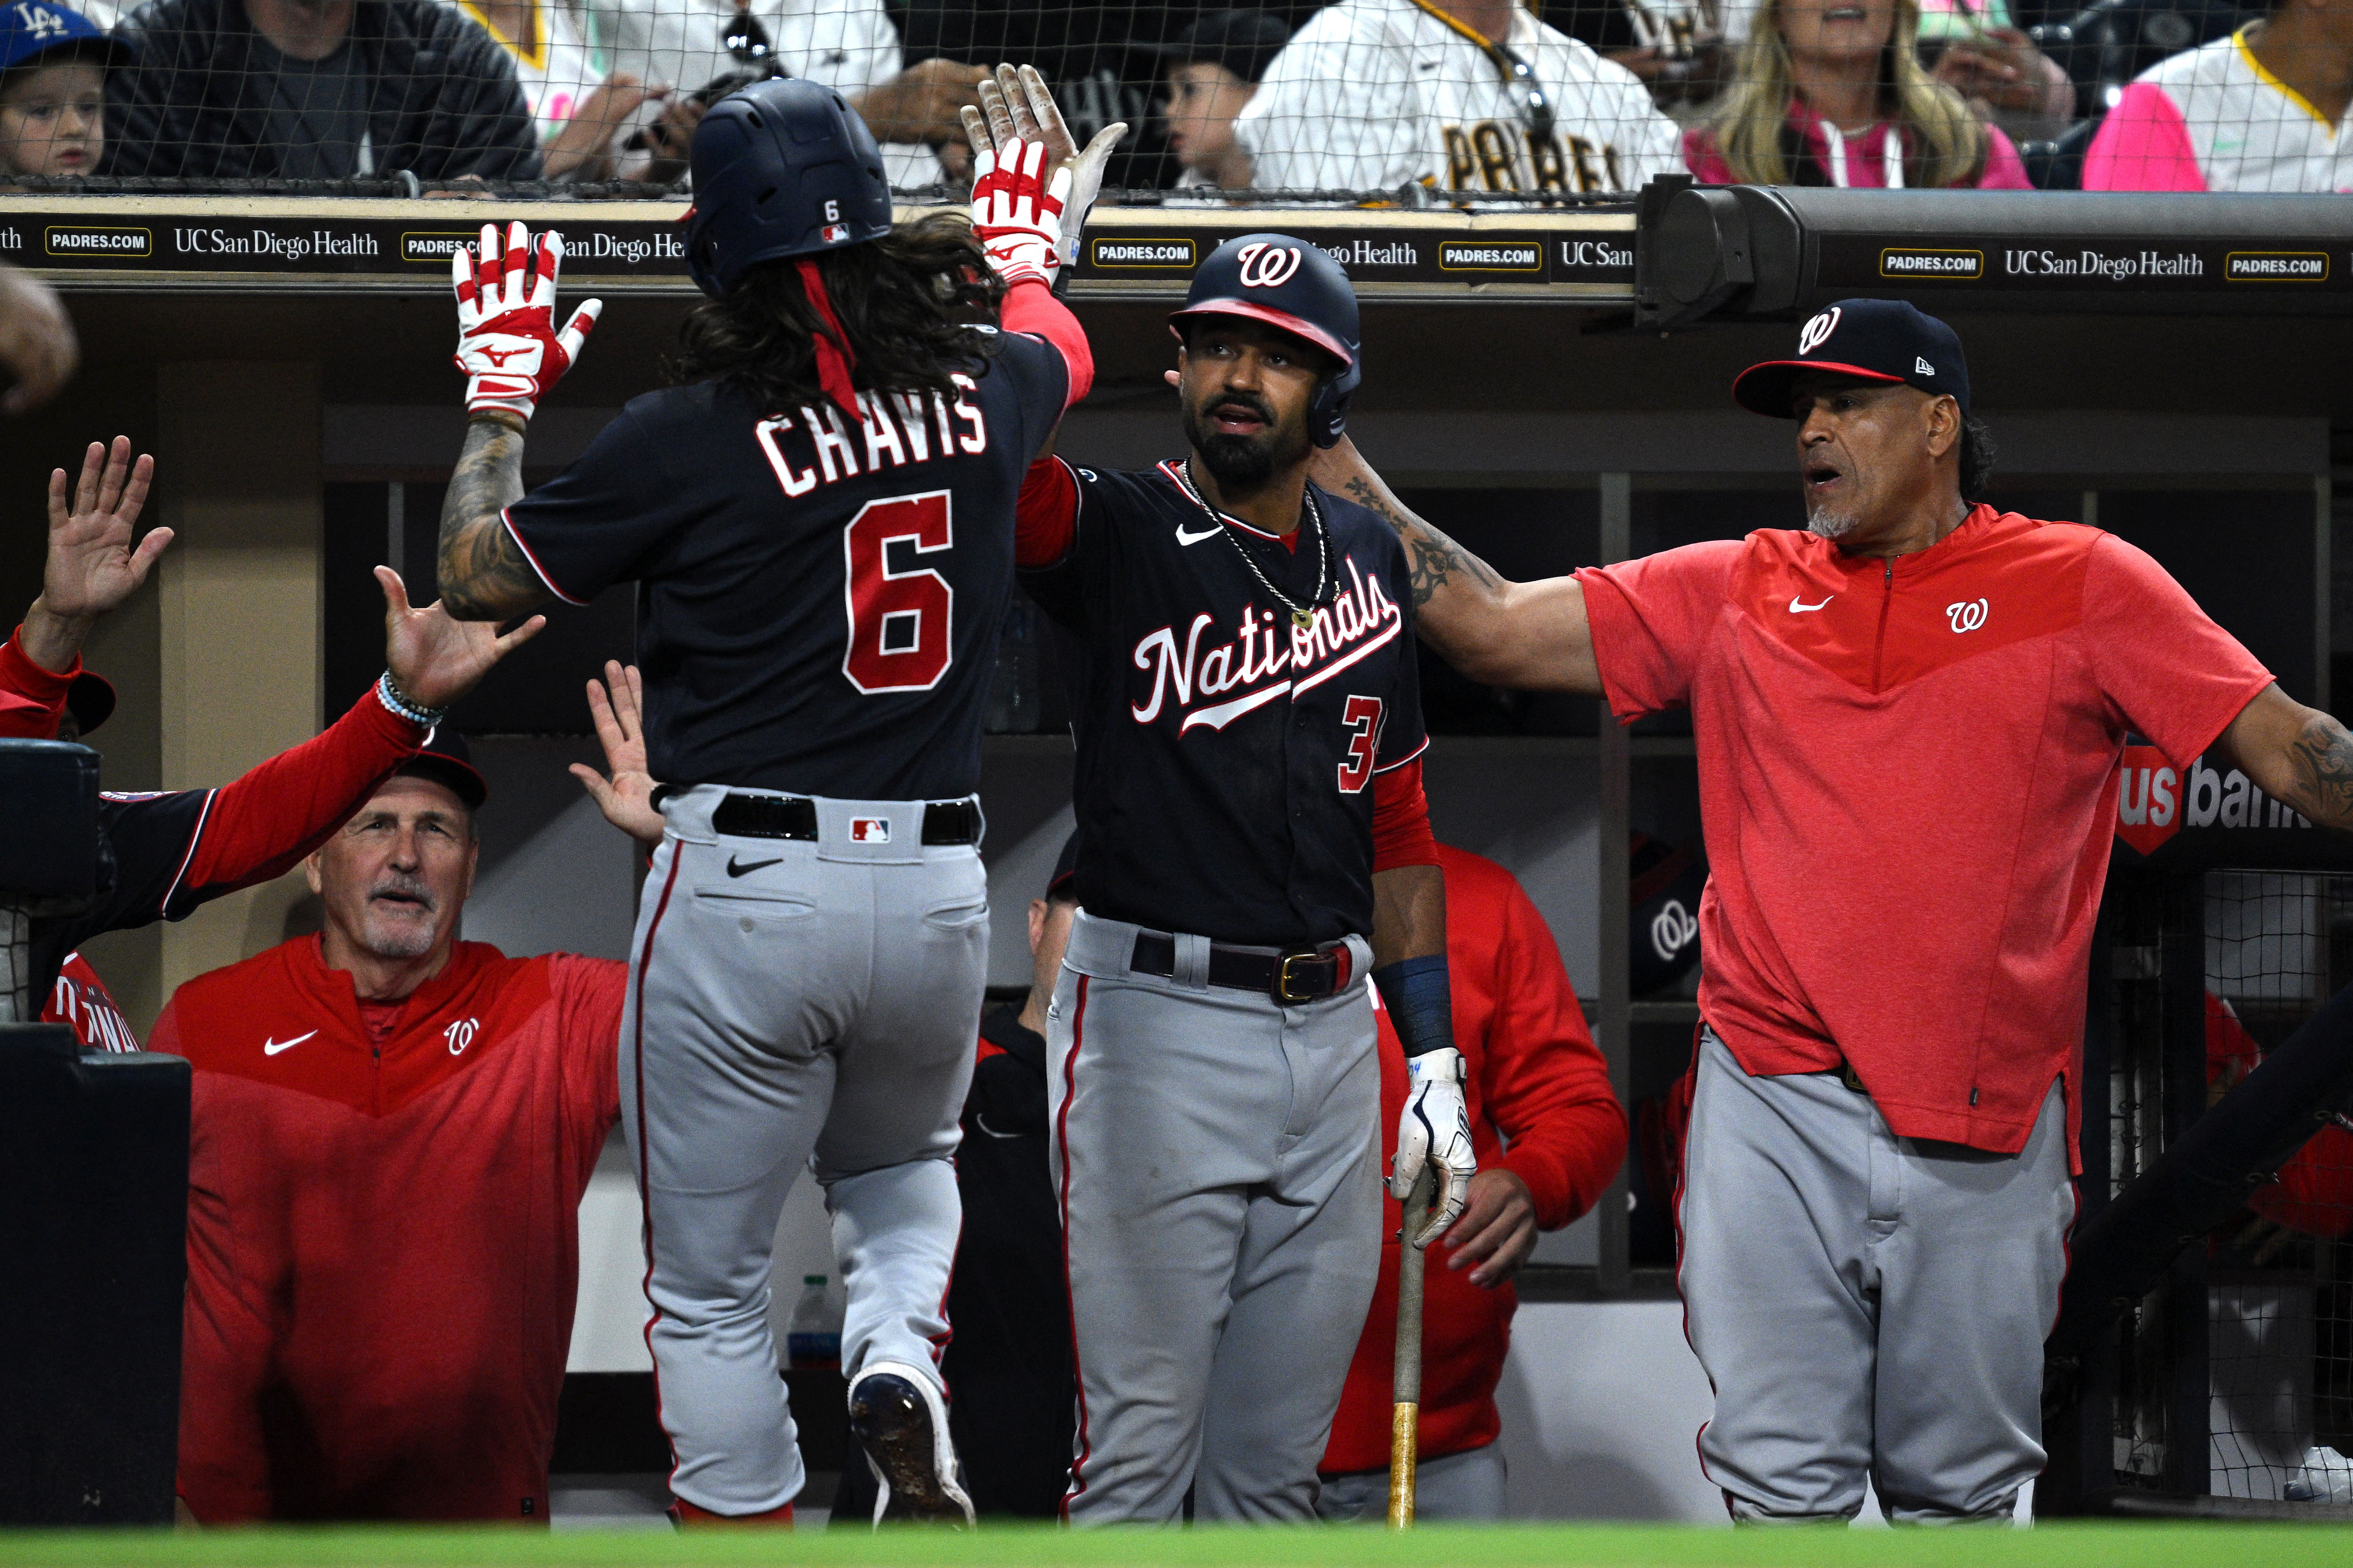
0, 2, 130, 74
1139, 11, 1293, 84
1732, 299, 1970, 419
395, 729, 489, 812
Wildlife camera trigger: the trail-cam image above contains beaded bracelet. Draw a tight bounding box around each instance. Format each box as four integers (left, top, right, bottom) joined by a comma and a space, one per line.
376, 670, 448, 729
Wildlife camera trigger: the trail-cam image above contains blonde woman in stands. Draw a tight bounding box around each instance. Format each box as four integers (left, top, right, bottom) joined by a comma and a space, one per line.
1683, 0, 2031, 187
2082, 0, 2353, 191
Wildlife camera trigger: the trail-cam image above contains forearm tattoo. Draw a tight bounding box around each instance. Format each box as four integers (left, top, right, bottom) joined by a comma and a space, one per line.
2283, 712, 2353, 830
436, 418, 540, 620
1339, 474, 1502, 609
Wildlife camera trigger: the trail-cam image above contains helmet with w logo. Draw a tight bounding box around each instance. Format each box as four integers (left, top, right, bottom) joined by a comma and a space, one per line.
1170, 233, 1361, 449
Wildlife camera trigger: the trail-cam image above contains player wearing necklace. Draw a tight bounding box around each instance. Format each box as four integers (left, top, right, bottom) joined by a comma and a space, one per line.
976, 89, 1473, 1520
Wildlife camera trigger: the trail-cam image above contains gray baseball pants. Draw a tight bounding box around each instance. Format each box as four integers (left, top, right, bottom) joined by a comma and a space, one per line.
621, 785, 988, 1517
1048, 910, 1382, 1525
1316, 1442, 1509, 1522
1680, 1031, 2073, 1523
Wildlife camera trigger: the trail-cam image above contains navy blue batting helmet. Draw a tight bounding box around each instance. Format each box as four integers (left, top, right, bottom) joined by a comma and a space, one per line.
681, 77, 894, 298
1170, 234, 1361, 448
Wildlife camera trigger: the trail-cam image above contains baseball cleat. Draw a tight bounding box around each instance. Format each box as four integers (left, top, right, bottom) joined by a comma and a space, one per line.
847, 1361, 975, 1527
2281, 1444, 2353, 1503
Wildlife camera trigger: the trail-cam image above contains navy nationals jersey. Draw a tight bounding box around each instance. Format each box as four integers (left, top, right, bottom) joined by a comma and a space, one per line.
1020, 460, 1428, 948
504, 330, 1069, 800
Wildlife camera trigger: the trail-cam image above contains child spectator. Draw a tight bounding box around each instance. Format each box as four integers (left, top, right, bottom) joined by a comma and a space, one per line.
0, 2, 126, 179
1684, 0, 2032, 187
2082, 0, 2353, 191
1158, 9, 1288, 191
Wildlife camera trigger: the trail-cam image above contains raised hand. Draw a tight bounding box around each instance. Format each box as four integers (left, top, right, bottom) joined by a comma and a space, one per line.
22, 437, 168, 672
960, 64, 1125, 270
569, 660, 665, 845
452, 222, 602, 429
377, 566, 544, 715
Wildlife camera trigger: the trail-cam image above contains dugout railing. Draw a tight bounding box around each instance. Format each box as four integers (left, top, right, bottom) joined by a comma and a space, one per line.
2041, 798, 2353, 1520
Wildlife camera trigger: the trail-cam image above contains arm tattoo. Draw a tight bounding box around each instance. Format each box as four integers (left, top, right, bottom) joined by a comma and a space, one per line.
1340, 474, 1502, 609
2283, 712, 2353, 831
435, 418, 542, 620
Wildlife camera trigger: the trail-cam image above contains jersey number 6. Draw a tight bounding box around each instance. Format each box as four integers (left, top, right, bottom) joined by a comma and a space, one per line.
843, 491, 955, 694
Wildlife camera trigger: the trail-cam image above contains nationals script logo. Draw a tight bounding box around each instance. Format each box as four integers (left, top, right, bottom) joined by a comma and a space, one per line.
1234, 241, 1305, 289
1131, 557, 1402, 733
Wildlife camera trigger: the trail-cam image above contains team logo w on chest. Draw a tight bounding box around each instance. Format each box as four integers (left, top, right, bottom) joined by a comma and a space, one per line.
1947, 598, 1989, 633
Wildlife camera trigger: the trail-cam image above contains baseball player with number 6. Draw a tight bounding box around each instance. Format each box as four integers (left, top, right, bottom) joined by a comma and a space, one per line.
1315, 297, 2353, 1522
429, 77, 1108, 1525
961, 77, 1477, 1525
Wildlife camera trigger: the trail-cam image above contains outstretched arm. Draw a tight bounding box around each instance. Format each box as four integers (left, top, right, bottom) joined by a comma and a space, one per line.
21, 437, 168, 672
1307, 438, 1604, 694
2216, 684, 2353, 833
436, 418, 546, 622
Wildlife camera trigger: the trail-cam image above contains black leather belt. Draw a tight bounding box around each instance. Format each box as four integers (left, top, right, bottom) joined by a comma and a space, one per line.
709, 792, 979, 845
1129, 933, 1352, 1005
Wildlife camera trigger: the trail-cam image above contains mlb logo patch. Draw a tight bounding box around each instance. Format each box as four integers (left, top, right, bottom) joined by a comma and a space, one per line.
822, 223, 850, 244
850, 817, 891, 843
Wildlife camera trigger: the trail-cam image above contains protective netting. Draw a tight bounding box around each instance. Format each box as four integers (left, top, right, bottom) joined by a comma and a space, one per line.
2108, 871, 2353, 1505
0, 0, 2340, 204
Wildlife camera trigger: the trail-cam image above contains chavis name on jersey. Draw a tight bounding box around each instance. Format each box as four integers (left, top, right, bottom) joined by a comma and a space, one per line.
1131, 553, 1402, 734
753, 378, 988, 496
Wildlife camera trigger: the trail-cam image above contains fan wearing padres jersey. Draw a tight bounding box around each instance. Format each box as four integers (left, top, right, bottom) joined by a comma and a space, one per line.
1314, 298, 2353, 1521
428, 80, 1107, 1524
1233, 0, 1682, 197
988, 220, 1479, 1521
2083, 10, 2353, 192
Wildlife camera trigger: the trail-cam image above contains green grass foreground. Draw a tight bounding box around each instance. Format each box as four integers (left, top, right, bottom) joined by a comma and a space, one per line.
0, 1522, 2345, 1568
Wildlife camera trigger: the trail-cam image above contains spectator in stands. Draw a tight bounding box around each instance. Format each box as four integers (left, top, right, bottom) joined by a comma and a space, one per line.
1232, 0, 1683, 197
0, 1, 126, 179
457, 0, 653, 180
596, 0, 987, 186
1908, 0, 2075, 142
1684, 0, 2034, 187
107, 0, 541, 182
1316, 842, 1624, 1522
1158, 9, 1288, 192
2082, 0, 2353, 191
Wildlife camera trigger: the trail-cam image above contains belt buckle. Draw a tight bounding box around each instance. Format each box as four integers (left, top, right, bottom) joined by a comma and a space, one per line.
1274, 949, 1325, 1005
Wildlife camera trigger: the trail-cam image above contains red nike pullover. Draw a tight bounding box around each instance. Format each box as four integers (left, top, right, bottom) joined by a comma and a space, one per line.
149, 936, 624, 1522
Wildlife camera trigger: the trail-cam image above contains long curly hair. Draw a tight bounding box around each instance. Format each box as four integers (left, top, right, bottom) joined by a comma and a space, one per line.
1709, 0, 1989, 189
667, 213, 1007, 411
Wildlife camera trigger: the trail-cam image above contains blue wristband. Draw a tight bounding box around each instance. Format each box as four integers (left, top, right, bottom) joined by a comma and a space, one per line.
1372, 954, 1454, 1059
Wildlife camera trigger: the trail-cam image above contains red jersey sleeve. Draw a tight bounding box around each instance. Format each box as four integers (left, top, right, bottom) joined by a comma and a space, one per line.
1000, 279, 1093, 408
1574, 540, 1743, 724
0, 627, 74, 739
550, 955, 627, 1152
1370, 757, 1440, 872
1015, 454, 1081, 569
1477, 874, 1625, 1230
171, 684, 427, 913
2081, 535, 2274, 771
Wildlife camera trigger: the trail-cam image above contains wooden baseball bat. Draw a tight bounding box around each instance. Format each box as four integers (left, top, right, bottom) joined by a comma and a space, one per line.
1388, 1166, 1437, 1529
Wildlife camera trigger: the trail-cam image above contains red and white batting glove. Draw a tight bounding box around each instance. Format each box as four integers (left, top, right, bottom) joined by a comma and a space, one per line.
1391, 1046, 1477, 1248
452, 221, 601, 428
971, 136, 1071, 291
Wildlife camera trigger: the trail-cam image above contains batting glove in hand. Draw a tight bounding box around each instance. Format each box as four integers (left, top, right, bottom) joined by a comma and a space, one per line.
452, 221, 601, 427
971, 136, 1070, 291
1392, 1046, 1477, 1248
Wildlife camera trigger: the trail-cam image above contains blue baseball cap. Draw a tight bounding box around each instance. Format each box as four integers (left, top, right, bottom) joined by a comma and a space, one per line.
0, 2, 129, 75
1732, 298, 1971, 419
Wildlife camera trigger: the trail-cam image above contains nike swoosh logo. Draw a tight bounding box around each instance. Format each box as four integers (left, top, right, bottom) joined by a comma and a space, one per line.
1175, 523, 1224, 546
973, 1112, 1025, 1140
727, 855, 783, 878
263, 1030, 317, 1056
1789, 596, 1833, 613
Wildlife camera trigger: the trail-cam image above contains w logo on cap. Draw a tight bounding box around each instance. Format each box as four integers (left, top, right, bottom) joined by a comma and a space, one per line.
1234, 242, 1305, 290
1797, 306, 1842, 357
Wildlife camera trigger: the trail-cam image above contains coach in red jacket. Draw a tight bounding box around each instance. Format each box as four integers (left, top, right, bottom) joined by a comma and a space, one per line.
1316, 843, 1623, 1519
150, 734, 629, 1524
